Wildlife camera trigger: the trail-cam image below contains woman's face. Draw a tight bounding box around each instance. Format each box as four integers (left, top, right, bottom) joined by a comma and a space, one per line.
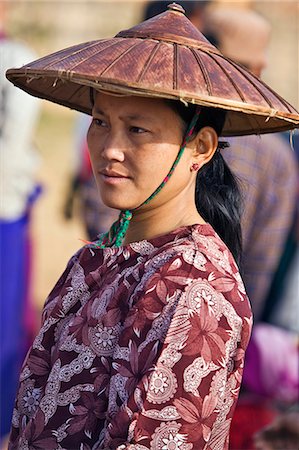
87, 92, 197, 211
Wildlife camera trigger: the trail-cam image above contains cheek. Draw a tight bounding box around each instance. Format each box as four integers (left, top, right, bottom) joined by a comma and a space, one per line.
144, 142, 179, 166
133, 145, 173, 183
164, 149, 193, 189
87, 128, 100, 163
135, 143, 190, 195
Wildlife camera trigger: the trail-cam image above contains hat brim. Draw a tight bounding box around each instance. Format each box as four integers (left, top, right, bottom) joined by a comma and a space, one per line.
5, 4, 299, 137
7, 66, 298, 137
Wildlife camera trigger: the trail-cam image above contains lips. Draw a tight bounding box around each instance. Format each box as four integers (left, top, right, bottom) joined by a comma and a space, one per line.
100, 169, 129, 178
99, 168, 130, 185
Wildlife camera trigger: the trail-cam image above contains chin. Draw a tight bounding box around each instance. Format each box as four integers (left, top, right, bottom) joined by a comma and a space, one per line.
100, 194, 136, 212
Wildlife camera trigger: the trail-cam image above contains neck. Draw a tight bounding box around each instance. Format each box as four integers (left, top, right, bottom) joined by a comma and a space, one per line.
123, 189, 205, 245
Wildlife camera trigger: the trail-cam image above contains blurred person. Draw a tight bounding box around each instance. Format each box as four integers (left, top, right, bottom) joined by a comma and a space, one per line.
0, 2, 41, 440
254, 410, 299, 450
204, 7, 299, 449
243, 323, 299, 404
206, 7, 298, 321
268, 210, 299, 334
263, 130, 299, 333
5, 4, 299, 449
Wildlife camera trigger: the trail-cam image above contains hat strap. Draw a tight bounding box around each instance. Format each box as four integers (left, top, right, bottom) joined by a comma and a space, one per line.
94, 106, 201, 249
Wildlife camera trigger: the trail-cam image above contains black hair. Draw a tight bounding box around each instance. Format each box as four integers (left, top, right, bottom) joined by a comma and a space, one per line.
168, 100, 243, 266
143, 1, 210, 21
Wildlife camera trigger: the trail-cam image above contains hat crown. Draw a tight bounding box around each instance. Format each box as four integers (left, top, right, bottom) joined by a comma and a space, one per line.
116, 3, 217, 52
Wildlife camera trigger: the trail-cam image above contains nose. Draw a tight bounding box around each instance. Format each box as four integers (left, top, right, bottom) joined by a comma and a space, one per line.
100, 132, 125, 162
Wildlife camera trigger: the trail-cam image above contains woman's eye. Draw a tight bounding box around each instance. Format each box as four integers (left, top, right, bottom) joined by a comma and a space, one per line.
130, 126, 147, 134
93, 118, 108, 128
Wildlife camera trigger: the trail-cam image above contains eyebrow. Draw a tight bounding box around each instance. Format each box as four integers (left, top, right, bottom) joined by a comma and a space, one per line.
92, 107, 156, 124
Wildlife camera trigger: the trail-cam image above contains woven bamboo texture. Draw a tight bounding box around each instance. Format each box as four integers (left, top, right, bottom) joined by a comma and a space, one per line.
6, 3, 299, 136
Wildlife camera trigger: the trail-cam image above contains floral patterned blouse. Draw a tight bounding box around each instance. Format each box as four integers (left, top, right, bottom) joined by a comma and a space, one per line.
9, 224, 252, 450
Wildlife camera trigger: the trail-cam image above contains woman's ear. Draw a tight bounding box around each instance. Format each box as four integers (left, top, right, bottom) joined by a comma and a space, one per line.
191, 126, 218, 167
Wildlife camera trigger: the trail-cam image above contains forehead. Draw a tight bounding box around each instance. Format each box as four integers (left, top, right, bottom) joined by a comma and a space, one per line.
93, 91, 178, 121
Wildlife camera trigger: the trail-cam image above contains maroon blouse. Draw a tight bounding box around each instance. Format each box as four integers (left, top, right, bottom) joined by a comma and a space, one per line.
9, 224, 252, 449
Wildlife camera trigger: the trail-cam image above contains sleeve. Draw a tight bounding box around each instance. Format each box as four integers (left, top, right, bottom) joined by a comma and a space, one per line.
103, 251, 252, 449
41, 246, 85, 323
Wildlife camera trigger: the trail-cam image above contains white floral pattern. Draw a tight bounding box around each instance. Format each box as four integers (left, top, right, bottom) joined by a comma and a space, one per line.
89, 324, 120, 355
148, 366, 178, 404
17, 380, 42, 418
151, 421, 192, 450
9, 224, 252, 450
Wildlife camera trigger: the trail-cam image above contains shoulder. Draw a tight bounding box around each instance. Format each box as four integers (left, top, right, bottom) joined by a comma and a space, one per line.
146, 225, 248, 303
141, 225, 252, 351
169, 224, 239, 279
138, 224, 239, 278
41, 245, 88, 315
181, 226, 250, 313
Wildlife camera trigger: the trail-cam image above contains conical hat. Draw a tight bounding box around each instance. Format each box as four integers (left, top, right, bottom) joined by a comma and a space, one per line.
6, 3, 299, 136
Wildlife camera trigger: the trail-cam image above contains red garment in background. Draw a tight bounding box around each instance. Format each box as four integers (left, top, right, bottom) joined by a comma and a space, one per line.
229, 397, 278, 450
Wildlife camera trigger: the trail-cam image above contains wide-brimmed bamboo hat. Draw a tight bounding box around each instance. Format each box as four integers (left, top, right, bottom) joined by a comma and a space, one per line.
6, 3, 299, 136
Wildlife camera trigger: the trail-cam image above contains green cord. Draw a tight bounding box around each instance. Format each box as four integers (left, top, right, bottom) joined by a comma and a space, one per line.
94, 210, 132, 249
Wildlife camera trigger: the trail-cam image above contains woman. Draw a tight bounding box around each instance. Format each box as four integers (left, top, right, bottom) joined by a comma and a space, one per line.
6, 4, 299, 449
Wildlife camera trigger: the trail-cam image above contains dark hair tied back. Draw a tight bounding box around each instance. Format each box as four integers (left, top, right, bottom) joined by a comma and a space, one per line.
195, 151, 243, 266
168, 100, 243, 266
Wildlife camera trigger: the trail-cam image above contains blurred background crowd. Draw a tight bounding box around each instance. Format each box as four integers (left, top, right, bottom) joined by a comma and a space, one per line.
1, 1, 298, 449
